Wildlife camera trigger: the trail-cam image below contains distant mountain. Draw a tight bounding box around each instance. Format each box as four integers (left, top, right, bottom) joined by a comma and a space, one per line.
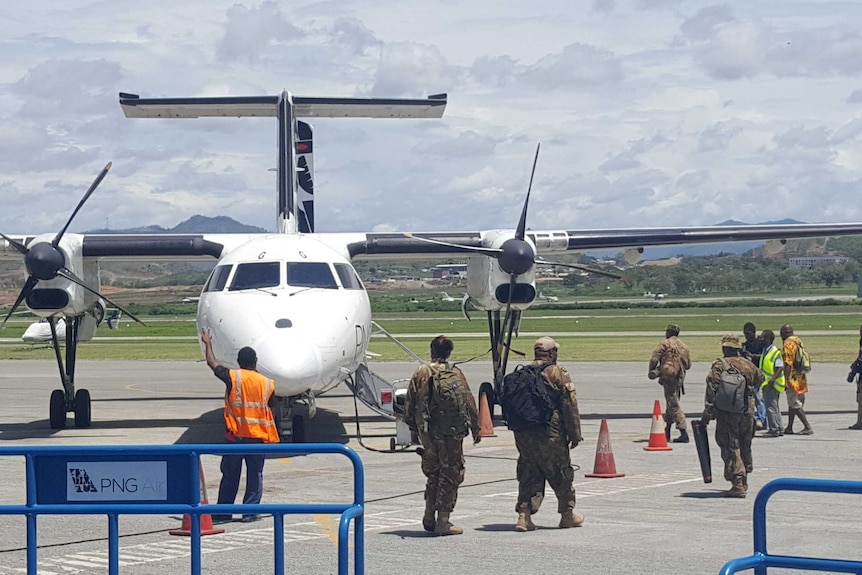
640, 218, 805, 260
88, 215, 269, 234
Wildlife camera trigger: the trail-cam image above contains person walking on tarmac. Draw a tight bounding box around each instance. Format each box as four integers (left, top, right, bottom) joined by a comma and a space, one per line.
511, 337, 584, 532
780, 324, 814, 435
758, 329, 785, 437
702, 334, 764, 498
648, 324, 692, 443
403, 335, 480, 537
201, 330, 280, 523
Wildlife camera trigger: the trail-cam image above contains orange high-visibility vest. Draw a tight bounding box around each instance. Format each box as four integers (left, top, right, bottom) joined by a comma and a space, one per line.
225, 369, 280, 443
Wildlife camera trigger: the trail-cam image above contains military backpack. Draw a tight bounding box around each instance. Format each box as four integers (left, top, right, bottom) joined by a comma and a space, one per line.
500, 362, 558, 432
713, 358, 748, 413
426, 366, 470, 438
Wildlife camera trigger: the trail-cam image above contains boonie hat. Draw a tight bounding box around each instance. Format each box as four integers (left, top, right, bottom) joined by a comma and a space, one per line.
720, 334, 741, 349
534, 336, 559, 351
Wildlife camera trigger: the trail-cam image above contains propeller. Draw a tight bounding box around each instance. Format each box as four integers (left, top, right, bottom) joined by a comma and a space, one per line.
403, 143, 627, 285
1, 162, 145, 327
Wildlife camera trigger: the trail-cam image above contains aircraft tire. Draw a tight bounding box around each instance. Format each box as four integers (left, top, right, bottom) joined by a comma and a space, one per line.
291, 415, 306, 443
49, 389, 66, 429
479, 382, 496, 419
74, 388, 92, 428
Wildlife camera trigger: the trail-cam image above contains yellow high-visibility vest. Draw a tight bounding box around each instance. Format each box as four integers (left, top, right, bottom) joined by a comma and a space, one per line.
759, 345, 786, 393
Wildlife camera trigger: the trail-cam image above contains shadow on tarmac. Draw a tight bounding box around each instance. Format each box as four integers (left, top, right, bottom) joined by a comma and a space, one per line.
678, 491, 728, 498
379, 529, 433, 538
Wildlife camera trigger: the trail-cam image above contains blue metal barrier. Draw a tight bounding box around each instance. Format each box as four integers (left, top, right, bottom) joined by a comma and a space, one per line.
0, 443, 365, 575
719, 477, 862, 575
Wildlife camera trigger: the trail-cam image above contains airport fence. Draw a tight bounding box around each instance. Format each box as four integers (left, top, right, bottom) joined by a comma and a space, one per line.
719, 477, 862, 574
0, 443, 365, 575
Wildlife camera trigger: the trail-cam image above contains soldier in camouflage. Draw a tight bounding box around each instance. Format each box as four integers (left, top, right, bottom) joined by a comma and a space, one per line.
513, 337, 584, 532
403, 335, 480, 536
648, 324, 692, 443
702, 334, 764, 498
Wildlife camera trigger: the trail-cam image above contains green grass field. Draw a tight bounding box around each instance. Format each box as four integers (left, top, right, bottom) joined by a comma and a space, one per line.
2, 304, 860, 363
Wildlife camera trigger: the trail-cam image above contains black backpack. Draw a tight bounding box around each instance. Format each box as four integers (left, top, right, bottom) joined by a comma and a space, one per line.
500, 362, 558, 432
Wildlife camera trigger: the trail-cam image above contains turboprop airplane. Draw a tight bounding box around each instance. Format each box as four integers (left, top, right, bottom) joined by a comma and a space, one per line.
538, 292, 559, 303
5, 88, 862, 439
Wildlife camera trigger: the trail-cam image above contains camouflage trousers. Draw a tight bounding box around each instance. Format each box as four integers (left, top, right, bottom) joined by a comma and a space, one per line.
714, 412, 755, 485
418, 433, 465, 513
514, 429, 575, 514
662, 381, 687, 430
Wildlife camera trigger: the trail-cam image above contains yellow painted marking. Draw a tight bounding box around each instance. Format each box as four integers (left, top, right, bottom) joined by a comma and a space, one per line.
313, 512, 340, 546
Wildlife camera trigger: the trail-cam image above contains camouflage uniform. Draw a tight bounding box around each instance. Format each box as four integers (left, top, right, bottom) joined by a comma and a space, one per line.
514, 348, 583, 514
649, 336, 692, 431
703, 355, 764, 493
403, 362, 479, 513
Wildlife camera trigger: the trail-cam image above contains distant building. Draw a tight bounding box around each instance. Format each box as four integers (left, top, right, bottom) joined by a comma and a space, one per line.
432, 264, 467, 279
788, 256, 849, 269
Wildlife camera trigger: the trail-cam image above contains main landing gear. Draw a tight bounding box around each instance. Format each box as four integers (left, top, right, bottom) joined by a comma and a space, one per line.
46, 316, 91, 429
481, 307, 523, 422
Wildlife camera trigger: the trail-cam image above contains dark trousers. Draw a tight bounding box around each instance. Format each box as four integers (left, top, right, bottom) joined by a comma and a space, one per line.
217, 437, 266, 514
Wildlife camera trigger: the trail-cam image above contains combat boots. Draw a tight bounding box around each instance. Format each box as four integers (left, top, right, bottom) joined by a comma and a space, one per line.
672, 429, 690, 443
515, 511, 536, 532
725, 478, 747, 498
664, 421, 672, 441
434, 512, 463, 536
422, 503, 436, 533
559, 510, 585, 528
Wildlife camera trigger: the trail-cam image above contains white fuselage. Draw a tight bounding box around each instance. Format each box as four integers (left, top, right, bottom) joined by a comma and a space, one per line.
196, 235, 371, 398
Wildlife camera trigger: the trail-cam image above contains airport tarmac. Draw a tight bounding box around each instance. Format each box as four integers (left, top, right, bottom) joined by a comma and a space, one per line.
0, 359, 860, 574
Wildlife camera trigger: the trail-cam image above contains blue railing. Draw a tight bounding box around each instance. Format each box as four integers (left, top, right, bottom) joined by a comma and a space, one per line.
720, 477, 862, 575
0, 443, 365, 575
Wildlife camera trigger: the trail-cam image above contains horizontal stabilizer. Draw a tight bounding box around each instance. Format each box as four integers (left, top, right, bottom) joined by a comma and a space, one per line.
119, 92, 447, 119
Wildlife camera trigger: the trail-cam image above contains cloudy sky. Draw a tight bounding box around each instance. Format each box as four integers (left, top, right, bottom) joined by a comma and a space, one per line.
1, 0, 861, 236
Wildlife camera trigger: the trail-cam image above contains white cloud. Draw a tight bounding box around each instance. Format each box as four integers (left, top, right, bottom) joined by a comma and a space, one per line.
1, 0, 862, 237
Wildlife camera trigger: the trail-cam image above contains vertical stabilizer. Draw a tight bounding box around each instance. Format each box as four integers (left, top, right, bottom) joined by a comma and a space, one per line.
295, 121, 314, 233
119, 90, 447, 235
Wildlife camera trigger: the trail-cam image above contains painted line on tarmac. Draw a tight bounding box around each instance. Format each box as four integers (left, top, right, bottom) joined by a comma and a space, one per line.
0, 473, 700, 573
481, 470, 703, 501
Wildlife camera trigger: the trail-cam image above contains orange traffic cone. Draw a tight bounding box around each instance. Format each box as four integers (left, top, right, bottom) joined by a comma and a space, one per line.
170, 461, 226, 536
585, 419, 625, 478
478, 391, 497, 438
644, 399, 673, 452
479, 393, 497, 437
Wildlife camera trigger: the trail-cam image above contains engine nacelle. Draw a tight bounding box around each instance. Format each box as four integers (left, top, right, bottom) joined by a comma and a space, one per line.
24, 233, 98, 318
465, 231, 537, 312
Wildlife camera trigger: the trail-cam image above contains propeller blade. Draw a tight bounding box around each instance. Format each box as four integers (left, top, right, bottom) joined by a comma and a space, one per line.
535, 258, 627, 280
402, 233, 502, 256
515, 143, 540, 241
0, 232, 29, 255
52, 161, 112, 248
2, 276, 39, 326
56, 268, 146, 326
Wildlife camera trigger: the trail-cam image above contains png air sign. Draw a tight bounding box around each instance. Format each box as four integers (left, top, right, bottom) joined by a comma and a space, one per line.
66, 461, 167, 502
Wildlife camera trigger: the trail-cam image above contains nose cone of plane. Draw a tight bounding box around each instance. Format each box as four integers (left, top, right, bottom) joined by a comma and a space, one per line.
253, 335, 322, 392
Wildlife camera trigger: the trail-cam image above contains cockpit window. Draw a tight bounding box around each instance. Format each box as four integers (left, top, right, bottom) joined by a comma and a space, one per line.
334, 263, 364, 290
205, 265, 233, 292
229, 262, 280, 291
286, 262, 338, 289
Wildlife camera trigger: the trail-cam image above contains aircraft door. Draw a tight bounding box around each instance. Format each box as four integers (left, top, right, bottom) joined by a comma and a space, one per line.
354, 324, 365, 363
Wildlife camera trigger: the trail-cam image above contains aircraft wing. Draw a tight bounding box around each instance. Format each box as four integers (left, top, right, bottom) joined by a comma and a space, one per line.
0, 233, 264, 262
319, 222, 862, 259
